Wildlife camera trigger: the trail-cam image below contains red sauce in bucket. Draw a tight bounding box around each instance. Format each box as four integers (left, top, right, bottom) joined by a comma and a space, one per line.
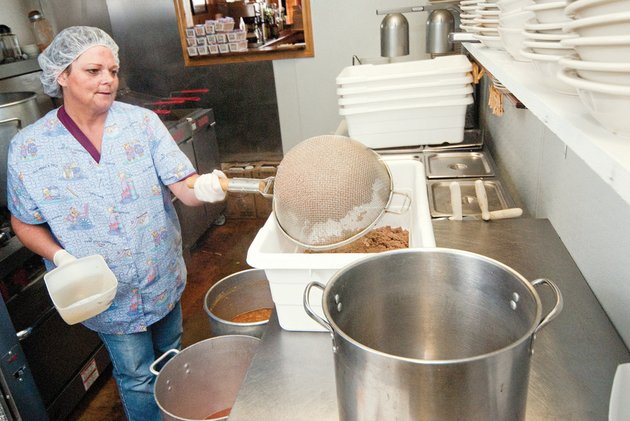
231, 308, 272, 323
205, 407, 231, 419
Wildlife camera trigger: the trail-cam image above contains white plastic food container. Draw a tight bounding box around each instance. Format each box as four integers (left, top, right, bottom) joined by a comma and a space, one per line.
336, 55, 473, 147
336, 55, 472, 90
340, 96, 473, 147
337, 75, 473, 98
338, 85, 473, 108
44, 255, 118, 325
247, 158, 435, 331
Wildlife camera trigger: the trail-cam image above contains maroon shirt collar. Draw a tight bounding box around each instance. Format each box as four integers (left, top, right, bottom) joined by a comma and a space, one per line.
57, 106, 102, 163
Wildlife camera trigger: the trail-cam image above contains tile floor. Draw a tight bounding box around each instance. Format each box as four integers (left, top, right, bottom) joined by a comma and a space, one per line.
67, 217, 267, 420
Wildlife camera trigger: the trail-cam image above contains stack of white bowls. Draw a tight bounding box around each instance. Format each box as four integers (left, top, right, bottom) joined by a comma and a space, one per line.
557, 0, 630, 136
459, 0, 483, 32
336, 55, 474, 147
473, 1, 504, 49
497, 0, 534, 61
520, 0, 578, 94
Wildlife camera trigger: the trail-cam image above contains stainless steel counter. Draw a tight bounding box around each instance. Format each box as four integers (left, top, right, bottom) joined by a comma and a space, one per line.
229, 218, 630, 420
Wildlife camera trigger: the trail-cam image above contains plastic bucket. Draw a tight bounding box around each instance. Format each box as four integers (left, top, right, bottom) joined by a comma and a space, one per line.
44, 255, 117, 325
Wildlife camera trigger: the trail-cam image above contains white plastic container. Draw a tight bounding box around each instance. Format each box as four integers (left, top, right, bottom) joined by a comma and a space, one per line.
562, 12, 630, 38
336, 75, 473, 99
497, 0, 534, 14
557, 67, 630, 136
524, 1, 570, 24
336, 55, 472, 90
338, 85, 473, 108
561, 35, 630, 63
44, 255, 118, 325
340, 96, 473, 147
565, 0, 630, 19
352, 127, 469, 148
498, 27, 530, 61
247, 158, 436, 331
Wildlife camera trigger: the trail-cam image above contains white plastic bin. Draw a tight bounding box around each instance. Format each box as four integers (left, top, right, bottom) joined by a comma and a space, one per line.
336, 55, 472, 89
340, 96, 473, 147
336, 75, 473, 99
338, 85, 473, 108
246, 158, 435, 331
353, 127, 468, 148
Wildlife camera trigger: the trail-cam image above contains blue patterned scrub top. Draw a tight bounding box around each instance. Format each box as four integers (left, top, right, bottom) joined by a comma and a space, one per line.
6, 102, 196, 334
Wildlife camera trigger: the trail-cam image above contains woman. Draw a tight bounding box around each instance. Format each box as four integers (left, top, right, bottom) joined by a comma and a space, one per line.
6, 26, 225, 420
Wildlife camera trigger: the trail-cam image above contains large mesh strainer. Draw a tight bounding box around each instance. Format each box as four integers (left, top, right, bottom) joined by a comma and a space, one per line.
272, 135, 393, 250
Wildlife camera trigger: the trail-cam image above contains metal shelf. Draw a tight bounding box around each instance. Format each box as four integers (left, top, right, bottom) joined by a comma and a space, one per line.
0, 58, 40, 80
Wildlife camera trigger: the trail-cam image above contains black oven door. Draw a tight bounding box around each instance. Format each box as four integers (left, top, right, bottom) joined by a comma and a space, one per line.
5, 255, 104, 419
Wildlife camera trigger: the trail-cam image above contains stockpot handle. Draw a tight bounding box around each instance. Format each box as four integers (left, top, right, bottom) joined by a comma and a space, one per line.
0, 117, 22, 130
149, 348, 180, 375
303, 281, 332, 332
532, 278, 564, 335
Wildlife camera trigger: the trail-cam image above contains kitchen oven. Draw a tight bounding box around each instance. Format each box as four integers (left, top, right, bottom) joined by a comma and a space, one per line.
0, 206, 111, 421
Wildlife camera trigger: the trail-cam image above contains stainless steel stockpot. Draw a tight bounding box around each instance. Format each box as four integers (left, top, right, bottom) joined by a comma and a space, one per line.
304, 248, 563, 421
150, 335, 260, 421
204, 268, 273, 338
1, 92, 41, 208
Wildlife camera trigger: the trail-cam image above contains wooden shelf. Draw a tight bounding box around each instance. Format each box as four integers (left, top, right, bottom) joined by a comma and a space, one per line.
464, 43, 630, 205
174, 0, 314, 66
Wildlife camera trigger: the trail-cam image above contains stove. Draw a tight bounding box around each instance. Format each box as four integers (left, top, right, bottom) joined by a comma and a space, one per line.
0, 204, 110, 421
115, 88, 207, 128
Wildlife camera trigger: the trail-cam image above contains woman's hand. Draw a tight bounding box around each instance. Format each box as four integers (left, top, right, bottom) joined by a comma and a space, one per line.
53, 249, 78, 267
169, 169, 227, 206
192, 170, 227, 203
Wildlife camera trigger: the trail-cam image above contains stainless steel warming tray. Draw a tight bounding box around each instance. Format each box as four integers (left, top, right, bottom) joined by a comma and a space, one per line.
424, 151, 496, 179
427, 178, 514, 218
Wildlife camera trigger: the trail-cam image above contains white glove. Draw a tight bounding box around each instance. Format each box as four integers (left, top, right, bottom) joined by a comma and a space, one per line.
194, 169, 227, 203
53, 249, 78, 267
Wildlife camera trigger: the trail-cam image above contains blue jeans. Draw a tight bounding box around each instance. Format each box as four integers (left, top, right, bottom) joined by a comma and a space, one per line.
98, 303, 183, 421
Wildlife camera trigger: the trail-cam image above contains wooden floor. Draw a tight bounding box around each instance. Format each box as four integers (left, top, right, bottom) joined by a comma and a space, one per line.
67, 217, 267, 421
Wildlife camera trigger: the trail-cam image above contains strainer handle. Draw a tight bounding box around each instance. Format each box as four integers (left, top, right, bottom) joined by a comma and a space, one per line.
303, 281, 331, 332
228, 177, 274, 197
185, 174, 273, 197
384, 191, 412, 215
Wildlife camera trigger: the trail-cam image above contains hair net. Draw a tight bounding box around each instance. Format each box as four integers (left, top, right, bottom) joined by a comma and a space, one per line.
38, 26, 120, 98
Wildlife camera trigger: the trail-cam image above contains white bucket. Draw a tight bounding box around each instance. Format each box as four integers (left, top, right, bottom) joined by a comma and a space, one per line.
44, 255, 118, 325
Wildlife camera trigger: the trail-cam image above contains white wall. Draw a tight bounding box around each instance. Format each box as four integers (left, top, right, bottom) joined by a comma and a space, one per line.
273, 0, 433, 153
481, 83, 630, 348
